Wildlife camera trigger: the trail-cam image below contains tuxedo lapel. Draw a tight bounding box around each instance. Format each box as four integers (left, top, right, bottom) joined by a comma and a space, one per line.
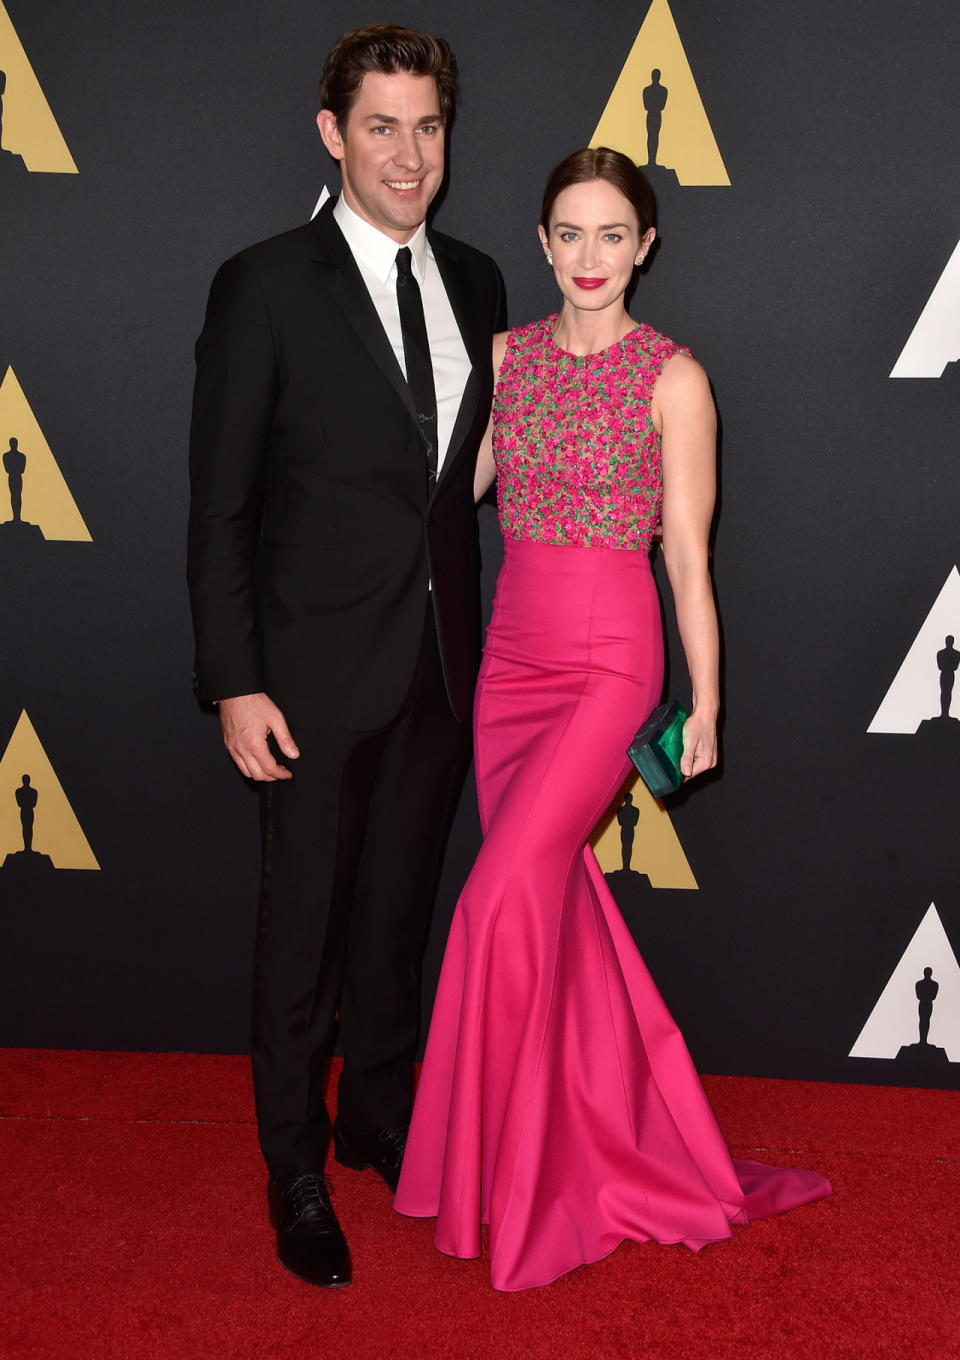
430, 234, 485, 489
308, 201, 420, 430
306, 202, 487, 487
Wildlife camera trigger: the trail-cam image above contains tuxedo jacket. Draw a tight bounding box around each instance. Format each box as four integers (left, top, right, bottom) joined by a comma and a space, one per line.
188, 198, 507, 729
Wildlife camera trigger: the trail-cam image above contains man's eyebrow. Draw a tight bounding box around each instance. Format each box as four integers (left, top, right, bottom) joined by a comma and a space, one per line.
361, 113, 442, 124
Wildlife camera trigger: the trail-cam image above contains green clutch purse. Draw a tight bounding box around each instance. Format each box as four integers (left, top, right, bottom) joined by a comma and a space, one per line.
627, 700, 688, 798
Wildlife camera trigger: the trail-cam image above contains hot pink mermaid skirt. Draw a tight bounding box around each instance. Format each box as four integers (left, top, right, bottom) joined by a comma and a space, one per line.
394, 537, 830, 1291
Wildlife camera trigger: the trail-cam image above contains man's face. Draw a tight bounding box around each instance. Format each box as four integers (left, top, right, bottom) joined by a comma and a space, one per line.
317, 71, 445, 243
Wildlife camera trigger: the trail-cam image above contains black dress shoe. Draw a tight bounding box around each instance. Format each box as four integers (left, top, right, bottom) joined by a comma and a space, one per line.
268, 1171, 351, 1288
332, 1118, 408, 1193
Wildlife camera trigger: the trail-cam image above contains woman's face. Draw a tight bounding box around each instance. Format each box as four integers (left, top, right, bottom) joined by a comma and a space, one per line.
539, 179, 656, 313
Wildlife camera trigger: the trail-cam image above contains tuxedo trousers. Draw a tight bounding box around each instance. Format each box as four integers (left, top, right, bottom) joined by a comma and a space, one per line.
252, 605, 469, 1182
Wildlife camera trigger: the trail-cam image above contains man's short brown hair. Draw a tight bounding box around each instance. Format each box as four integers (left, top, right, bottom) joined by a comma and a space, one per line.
318, 23, 457, 129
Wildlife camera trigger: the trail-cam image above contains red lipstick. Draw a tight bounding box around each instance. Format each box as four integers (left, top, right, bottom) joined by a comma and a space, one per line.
572, 277, 605, 290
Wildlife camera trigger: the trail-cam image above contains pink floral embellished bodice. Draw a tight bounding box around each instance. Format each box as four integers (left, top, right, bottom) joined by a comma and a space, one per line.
492, 316, 689, 551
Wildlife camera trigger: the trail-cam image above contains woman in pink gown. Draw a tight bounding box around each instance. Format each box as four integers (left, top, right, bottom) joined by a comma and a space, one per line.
394, 148, 830, 1291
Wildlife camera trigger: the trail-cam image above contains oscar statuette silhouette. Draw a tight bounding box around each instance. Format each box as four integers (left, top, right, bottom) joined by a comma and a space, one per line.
0, 70, 28, 180
1, 437, 44, 543
895, 967, 951, 1069
1, 774, 55, 874
915, 635, 960, 743
605, 790, 657, 909
640, 68, 680, 194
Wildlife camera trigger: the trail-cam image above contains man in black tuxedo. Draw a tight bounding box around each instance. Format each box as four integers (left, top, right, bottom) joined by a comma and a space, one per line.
187, 24, 506, 1288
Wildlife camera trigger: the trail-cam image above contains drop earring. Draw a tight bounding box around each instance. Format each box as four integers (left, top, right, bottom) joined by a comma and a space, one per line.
547, 252, 553, 265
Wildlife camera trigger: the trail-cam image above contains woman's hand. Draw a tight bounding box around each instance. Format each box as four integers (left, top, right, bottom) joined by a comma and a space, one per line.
681, 708, 717, 780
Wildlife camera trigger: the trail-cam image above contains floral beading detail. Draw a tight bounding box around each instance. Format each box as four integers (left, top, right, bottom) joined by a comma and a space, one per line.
493, 316, 689, 552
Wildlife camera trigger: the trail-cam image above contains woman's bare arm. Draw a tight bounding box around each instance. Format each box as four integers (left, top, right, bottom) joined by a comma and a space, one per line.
474, 331, 510, 502
653, 353, 719, 780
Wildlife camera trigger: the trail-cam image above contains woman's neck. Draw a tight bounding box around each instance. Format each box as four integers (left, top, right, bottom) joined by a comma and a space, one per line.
551, 303, 635, 356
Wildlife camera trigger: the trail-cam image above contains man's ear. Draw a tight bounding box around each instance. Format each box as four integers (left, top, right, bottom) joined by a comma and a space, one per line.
317, 109, 345, 162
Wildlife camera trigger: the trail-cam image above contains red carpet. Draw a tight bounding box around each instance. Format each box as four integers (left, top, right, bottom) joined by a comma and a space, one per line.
1, 1050, 957, 1359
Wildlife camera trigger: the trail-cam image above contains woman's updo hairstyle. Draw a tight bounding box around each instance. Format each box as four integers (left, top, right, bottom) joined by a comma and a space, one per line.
540, 147, 655, 236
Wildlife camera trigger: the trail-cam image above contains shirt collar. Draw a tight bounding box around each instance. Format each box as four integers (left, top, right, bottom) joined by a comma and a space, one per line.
333, 195, 429, 286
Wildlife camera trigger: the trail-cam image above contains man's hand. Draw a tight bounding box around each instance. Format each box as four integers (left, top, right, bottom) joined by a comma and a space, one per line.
218, 693, 299, 781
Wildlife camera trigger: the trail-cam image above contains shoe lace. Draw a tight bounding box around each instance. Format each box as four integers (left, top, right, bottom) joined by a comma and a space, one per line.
284, 1171, 333, 1225
377, 1126, 408, 1155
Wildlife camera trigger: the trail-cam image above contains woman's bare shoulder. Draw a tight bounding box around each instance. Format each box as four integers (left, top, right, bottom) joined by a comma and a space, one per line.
656, 350, 709, 396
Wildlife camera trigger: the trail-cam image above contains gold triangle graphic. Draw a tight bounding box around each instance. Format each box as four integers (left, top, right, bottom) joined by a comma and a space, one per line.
0, 711, 99, 869
591, 770, 698, 888
0, 366, 91, 540
590, 0, 729, 186
0, 2, 77, 173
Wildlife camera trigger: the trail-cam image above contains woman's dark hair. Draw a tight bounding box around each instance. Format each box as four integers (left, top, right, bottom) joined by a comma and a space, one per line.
319, 23, 457, 129
540, 147, 655, 235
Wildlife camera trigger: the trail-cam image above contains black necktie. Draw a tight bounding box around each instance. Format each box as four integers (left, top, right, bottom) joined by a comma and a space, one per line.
395, 246, 438, 487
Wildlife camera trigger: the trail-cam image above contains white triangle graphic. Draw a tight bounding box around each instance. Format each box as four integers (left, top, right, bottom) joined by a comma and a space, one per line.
310, 185, 331, 220
867, 566, 960, 733
850, 904, 960, 1061
890, 236, 960, 378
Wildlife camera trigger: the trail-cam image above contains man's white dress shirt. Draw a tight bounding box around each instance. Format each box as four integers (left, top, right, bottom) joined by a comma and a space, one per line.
333, 196, 471, 476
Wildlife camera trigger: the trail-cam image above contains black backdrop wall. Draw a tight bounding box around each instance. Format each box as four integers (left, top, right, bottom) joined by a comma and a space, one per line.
1, 0, 958, 1089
